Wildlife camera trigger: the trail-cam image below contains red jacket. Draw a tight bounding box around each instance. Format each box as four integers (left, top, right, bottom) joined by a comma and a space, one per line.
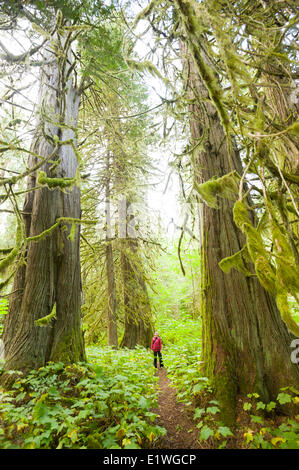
151, 336, 162, 352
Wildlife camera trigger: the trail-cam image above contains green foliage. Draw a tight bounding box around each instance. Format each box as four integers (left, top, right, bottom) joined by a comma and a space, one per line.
155, 311, 206, 406
241, 388, 299, 449
149, 239, 201, 320
0, 347, 166, 449
193, 399, 234, 448
0, 299, 8, 337
232, 200, 299, 336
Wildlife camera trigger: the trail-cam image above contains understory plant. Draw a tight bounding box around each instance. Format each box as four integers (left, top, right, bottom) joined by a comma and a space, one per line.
156, 313, 203, 406
0, 346, 166, 449
241, 388, 299, 449
193, 400, 234, 448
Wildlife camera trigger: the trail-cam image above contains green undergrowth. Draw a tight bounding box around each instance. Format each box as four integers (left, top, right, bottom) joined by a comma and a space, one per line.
155, 312, 299, 449
0, 346, 166, 449
240, 390, 299, 449
156, 313, 204, 405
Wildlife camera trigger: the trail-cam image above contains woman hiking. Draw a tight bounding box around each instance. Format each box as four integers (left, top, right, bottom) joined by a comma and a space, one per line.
151, 332, 164, 369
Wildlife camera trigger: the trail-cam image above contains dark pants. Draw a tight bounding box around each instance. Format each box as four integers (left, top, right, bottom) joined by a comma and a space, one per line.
153, 351, 164, 368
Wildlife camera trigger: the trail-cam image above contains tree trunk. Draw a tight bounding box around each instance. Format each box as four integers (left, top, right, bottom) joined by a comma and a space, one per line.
105, 154, 118, 348
2, 29, 85, 373
183, 37, 299, 424
119, 200, 153, 349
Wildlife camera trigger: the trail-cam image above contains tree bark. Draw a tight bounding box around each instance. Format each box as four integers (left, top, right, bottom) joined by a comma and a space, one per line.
119, 200, 153, 349
105, 153, 118, 348
2, 28, 85, 373
183, 39, 299, 424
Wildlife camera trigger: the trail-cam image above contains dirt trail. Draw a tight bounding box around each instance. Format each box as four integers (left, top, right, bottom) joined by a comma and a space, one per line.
151, 368, 203, 449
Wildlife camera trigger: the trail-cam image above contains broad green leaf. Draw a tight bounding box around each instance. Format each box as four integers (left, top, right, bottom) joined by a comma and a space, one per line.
266, 401, 276, 412
256, 401, 266, 410
277, 393, 292, 404
194, 407, 205, 419
200, 425, 214, 441
243, 402, 252, 411
206, 406, 220, 415
217, 426, 233, 437
250, 415, 263, 424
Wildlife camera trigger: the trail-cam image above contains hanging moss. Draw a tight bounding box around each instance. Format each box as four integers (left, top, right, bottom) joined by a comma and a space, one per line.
245, 224, 268, 264
233, 200, 252, 230
194, 179, 221, 208
67, 223, 77, 242
194, 171, 240, 208
273, 223, 299, 296
276, 260, 299, 297
255, 255, 277, 293
276, 292, 299, 337
285, 120, 299, 138
256, 210, 270, 236
133, 0, 163, 28
219, 245, 253, 277
0, 245, 19, 273
125, 58, 169, 87
232, 200, 299, 334
233, 203, 277, 292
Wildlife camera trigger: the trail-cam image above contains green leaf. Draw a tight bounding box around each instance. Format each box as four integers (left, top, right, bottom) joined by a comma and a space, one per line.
277, 393, 292, 404
243, 402, 252, 411
209, 400, 220, 405
256, 401, 266, 410
266, 401, 277, 412
217, 426, 233, 437
250, 415, 263, 424
206, 406, 220, 415
194, 407, 205, 419
192, 383, 204, 394
138, 396, 150, 410
200, 425, 214, 441
123, 441, 141, 449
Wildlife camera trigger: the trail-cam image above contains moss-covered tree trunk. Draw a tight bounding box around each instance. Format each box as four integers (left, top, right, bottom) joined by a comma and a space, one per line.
2, 27, 86, 373
119, 201, 153, 349
105, 154, 118, 348
120, 242, 153, 349
184, 40, 299, 424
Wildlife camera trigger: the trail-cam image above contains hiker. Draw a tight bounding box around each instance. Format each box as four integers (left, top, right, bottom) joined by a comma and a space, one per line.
151, 332, 164, 369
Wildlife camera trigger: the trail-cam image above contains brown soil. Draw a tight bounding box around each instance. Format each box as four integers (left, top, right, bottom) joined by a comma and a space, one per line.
149, 368, 297, 450
151, 368, 204, 449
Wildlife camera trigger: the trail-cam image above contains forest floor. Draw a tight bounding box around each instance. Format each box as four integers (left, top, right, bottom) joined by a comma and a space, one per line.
150, 368, 204, 449
149, 367, 299, 451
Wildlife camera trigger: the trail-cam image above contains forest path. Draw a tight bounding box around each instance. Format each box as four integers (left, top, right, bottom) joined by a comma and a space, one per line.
151, 368, 203, 449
